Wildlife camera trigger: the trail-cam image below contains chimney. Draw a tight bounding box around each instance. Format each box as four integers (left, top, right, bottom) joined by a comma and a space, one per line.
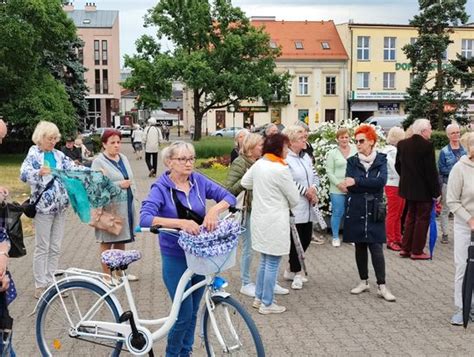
62, 2, 74, 12
85, 2, 96, 12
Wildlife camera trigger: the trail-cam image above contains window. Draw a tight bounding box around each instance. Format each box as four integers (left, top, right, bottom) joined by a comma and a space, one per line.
383, 72, 396, 89
298, 76, 309, 95
78, 47, 84, 64
95, 69, 100, 93
321, 41, 330, 49
102, 69, 108, 94
462, 39, 473, 59
384, 37, 396, 61
269, 40, 277, 49
441, 49, 448, 61
410, 37, 417, 45
357, 36, 370, 60
102, 40, 108, 65
325, 109, 336, 123
295, 41, 304, 49
357, 72, 369, 89
94, 40, 100, 65
326, 76, 336, 95
410, 73, 415, 85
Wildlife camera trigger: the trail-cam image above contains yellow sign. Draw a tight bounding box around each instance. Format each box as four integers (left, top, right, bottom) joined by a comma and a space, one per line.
315, 113, 319, 123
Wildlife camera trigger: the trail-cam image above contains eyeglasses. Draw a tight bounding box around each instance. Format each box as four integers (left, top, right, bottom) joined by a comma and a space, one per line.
355, 139, 366, 145
449, 131, 460, 135
172, 157, 196, 164
46, 136, 59, 143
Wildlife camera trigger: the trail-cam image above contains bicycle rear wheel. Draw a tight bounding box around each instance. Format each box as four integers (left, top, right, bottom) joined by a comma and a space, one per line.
203, 295, 265, 356
36, 280, 123, 356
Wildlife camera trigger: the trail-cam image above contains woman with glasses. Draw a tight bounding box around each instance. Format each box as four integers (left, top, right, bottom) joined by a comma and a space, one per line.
343, 124, 396, 302
20, 121, 88, 299
91, 129, 138, 282
140, 141, 236, 357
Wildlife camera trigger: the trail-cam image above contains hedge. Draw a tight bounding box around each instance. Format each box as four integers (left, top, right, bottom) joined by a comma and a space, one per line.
193, 137, 234, 159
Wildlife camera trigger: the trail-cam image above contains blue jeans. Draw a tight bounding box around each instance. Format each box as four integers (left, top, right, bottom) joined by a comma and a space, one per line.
161, 254, 205, 357
330, 193, 346, 239
240, 212, 253, 286
255, 254, 281, 306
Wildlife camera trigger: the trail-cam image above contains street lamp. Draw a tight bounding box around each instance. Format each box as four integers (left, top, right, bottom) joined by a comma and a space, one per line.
228, 103, 236, 137
177, 105, 181, 137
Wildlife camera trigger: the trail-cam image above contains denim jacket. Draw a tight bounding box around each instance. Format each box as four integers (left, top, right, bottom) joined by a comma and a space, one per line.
438, 144, 466, 183
20, 145, 89, 215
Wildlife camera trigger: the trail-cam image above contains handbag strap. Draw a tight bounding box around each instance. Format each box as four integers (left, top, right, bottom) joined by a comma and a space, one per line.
34, 177, 56, 205
171, 189, 204, 224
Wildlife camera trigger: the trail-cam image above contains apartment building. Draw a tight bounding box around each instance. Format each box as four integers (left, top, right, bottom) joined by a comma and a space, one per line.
64, 2, 121, 128
337, 22, 474, 122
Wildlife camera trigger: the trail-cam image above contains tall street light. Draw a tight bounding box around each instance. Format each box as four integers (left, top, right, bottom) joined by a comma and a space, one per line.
177, 105, 181, 137
228, 103, 236, 138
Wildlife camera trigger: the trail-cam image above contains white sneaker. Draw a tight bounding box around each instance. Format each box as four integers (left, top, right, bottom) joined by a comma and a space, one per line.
258, 303, 286, 315
332, 238, 341, 247
273, 282, 289, 295
291, 275, 303, 290
377, 284, 396, 302
127, 274, 139, 282
350, 280, 370, 295
252, 298, 261, 309
283, 270, 308, 283
240, 283, 256, 297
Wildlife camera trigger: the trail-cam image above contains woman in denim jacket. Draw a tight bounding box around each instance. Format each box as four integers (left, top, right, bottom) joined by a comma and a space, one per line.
20, 121, 87, 299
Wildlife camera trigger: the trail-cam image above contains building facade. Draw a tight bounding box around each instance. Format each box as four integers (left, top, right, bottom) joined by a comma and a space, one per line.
337, 22, 474, 122
184, 18, 349, 133
64, 2, 121, 129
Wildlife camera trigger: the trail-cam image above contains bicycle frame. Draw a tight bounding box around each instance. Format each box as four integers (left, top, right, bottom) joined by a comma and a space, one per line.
35, 266, 228, 354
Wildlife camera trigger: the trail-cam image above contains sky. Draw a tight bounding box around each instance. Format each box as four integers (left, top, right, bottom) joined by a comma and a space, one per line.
71, 0, 474, 67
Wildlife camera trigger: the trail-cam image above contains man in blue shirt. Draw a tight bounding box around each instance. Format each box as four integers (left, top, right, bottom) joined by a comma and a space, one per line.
438, 123, 466, 244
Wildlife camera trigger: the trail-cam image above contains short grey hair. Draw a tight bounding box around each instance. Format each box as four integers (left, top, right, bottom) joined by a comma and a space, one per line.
446, 122, 460, 134
386, 127, 405, 146
32, 121, 61, 146
294, 121, 309, 132
234, 128, 250, 146
265, 123, 278, 136
161, 141, 195, 167
241, 133, 263, 157
412, 119, 431, 135
282, 125, 305, 142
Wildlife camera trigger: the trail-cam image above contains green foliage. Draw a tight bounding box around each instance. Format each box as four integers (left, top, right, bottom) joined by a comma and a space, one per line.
193, 137, 234, 158
123, 0, 291, 140
89, 134, 103, 154
0, 0, 85, 136
430, 130, 450, 149
402, 0, 472, 130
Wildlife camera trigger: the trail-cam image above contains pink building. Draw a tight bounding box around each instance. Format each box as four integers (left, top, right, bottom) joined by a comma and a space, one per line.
64, 2, 121, 128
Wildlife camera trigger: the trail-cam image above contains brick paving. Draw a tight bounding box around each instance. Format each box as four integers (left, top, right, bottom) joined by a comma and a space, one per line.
8, 139, 474, 356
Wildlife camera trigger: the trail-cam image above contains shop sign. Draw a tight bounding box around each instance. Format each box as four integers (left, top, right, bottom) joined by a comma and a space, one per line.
234, 106, 268, 113
378, 103, 400, 111
352, 91, 408, 100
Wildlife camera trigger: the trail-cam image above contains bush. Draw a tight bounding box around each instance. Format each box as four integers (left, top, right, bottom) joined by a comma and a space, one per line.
430, 130, 449, 149
193, 137, 234, 159
0, 139, 33, 154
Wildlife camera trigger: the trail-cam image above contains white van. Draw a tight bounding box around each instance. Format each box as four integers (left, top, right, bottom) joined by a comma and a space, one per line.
363, 115, 407, 132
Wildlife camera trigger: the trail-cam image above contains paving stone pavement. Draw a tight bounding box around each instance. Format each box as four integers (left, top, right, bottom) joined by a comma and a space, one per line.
8, 140, 474, 356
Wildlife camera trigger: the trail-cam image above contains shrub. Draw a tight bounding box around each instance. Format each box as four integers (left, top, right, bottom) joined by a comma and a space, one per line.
430, 130, 449, 149
194, 137, 234, 159
312, 119, 386, 216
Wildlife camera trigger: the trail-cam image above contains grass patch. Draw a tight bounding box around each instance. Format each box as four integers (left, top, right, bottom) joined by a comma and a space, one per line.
194, 137, 234, 159
0, 154, 33, 236
195, 159, 229, 185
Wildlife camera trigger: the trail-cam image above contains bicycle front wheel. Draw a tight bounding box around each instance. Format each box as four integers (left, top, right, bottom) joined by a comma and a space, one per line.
203, 295, 265, 356
36, 280, 123, 356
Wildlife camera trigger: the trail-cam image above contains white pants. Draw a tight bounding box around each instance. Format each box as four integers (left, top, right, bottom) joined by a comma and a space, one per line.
453, 216, 473, 309
440, 183, 450, 235
34, 211, 65, 288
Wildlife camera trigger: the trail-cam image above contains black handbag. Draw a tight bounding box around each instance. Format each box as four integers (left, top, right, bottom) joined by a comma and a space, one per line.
21, 178, 56, 219
0, 202, 26, 258
172, 189, 204, 225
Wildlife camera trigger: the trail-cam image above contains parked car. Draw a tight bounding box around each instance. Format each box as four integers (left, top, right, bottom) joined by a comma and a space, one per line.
210, 127, 243, 137
93, 127, 114, 137
81, 130, 92, 138
364, 115, 407, 133
116, 125, 132, 137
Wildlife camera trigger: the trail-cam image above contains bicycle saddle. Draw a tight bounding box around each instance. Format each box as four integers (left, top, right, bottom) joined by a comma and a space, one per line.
101, 249, 142, 270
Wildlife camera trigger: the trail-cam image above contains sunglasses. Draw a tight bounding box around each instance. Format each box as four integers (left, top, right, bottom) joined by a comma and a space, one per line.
355, 139, 366, 145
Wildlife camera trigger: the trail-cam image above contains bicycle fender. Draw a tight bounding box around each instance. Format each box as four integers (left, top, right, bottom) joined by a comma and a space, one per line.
211, 291, 231, 299
29, 276, 124, 317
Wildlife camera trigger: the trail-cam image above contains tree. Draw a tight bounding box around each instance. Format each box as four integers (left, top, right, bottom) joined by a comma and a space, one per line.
0, 0, 86, 136
403, 0, 473, 129
124, 0, 291, 140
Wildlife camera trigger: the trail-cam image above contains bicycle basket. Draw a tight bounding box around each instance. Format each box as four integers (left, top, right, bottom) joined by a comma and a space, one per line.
178, 219, 241, 275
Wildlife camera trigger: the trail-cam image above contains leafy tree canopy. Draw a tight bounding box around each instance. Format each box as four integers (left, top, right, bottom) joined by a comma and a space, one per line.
402, 0, 473, 129
124, 0, 291, 140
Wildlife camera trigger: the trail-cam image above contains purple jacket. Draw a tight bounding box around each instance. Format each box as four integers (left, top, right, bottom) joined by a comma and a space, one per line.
140, 171, 236, 257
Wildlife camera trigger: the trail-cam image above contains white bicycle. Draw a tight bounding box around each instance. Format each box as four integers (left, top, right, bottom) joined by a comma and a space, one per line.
33, 224, 265, 356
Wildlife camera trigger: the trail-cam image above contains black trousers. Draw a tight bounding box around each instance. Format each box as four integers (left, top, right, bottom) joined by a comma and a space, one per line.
355, 242, 386, 285
289, 222, 313, 273
145, 152, 158, 172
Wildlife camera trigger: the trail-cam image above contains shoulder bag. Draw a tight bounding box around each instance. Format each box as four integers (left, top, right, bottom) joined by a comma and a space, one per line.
21, 178, 56, 218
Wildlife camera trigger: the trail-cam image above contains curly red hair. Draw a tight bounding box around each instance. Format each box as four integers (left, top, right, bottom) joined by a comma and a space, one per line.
354, 124, 377, 143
